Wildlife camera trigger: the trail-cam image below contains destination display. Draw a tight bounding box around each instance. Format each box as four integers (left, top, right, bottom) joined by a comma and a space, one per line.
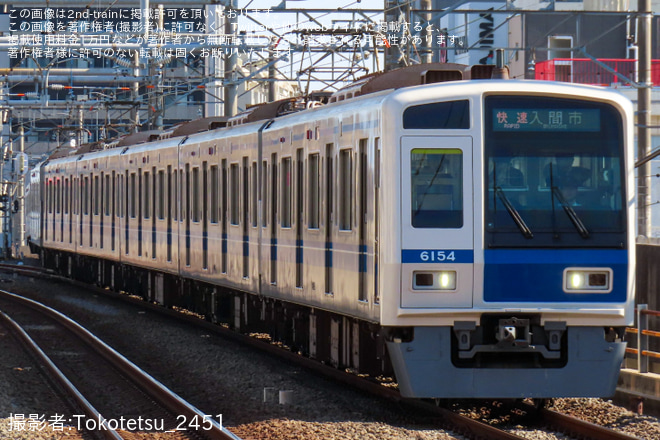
492, 108, 600, 132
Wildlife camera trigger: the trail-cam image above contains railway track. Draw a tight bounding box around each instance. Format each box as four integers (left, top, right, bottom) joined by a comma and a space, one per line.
0, 261, 645, 440
0, 285, 240, 440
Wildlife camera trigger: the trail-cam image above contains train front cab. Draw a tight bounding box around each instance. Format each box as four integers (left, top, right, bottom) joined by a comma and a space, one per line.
382, 84, 634, 399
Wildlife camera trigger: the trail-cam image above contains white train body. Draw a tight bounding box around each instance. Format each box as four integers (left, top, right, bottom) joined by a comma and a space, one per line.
27, 76, 635, 398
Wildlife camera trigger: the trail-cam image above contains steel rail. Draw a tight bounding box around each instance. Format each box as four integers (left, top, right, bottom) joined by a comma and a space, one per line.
538, 407, 643, 440
0, 288, 241, 440
0, 309, 124, 440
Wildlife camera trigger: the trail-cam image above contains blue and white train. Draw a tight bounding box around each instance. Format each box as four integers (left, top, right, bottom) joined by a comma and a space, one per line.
26, 63, 635, 398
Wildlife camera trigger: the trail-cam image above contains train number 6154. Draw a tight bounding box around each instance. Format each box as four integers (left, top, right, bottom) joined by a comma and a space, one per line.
420, 250, 456, 262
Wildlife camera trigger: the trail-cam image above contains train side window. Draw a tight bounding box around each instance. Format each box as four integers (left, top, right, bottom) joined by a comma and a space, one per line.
47, 179, 52, 214
243, 158, 249, 230
64, 178, 69, 215
403, 100, 470, 129
130, 173, 137, 218
118, 174, 124, 218
230, 163, 239, 225
56, 179, 61, 214
251, 161, 257, 227
210, 165, 219, 223
339, 149, 352, 231
184, 165, 190, 223
166, 166, 172, 222
261, 160, 268, 227
192, 167, 200, 223
410, 148, 463, 228
173, 170, 178, 222
72, 178, 78, 215
308, 153, 319, 229
281, 157, 292, 228
144, 171, 150, 219
94, 175, 100, 215
104, 174, 111, 216
84, 176, 90, 215
158, 170, 165, 220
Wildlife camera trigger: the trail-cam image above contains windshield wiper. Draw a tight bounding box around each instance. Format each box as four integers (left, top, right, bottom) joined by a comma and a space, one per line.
551, 186, 590, 239
495, 187, 533, 239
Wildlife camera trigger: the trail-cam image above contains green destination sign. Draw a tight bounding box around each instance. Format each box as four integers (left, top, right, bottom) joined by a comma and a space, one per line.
493, 108, 600, 132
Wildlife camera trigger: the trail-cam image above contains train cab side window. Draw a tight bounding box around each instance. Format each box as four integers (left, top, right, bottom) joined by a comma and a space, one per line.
411, 148, 463, 228
403, 100, 470, 129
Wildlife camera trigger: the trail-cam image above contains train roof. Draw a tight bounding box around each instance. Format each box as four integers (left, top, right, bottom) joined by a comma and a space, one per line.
40, 62, 632, 166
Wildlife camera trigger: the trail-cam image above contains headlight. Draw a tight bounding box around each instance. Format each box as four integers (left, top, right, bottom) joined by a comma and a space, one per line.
413, 271, 457, 291
563, 268, 612, 293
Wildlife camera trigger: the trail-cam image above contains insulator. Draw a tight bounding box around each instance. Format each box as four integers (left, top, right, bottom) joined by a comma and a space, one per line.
49, 84, 65, 91
113, 58, 133, 68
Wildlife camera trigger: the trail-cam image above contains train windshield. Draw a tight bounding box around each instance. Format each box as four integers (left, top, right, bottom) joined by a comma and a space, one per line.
484, 96, 626, 248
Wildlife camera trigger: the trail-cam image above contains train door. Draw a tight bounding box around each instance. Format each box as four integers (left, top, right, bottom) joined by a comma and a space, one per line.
111, 171, 116, 252
324, 144, 333, 294
270, 153, 277, 284
242, 157, 249, 278
100, 172, 104, 249
358, 139, 367, 302
167, 165, 172, 262
296, 148, 303, 288
400, 136, 474, 308
202, 162, 208, 270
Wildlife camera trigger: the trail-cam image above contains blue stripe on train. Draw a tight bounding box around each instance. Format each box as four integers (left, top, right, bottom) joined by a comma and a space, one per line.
325, 241, 333, 268
270, 237, 277, 261
483, 249, 628, 303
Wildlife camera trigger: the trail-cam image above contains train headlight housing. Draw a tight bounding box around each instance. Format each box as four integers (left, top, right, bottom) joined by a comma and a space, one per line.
563, 268, 612, 293
413, 271, 456, 291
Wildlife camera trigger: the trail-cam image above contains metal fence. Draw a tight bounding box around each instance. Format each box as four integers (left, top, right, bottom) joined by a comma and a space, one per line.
535, 58, 660, 86
625, 305, 660, 374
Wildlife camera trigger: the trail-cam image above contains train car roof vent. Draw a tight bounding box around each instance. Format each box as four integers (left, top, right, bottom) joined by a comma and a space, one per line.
227, 97, 299, 127
47, 146, 79, 159
470, 64, 495, 79
171, 116, 228, 137
329, 63, 468, 103
421, 69, 463, 84
116, 130, 162, 148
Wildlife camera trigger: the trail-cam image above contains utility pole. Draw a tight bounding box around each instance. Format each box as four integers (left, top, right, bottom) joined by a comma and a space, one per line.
17, 125, 24, 249
224, 0, 238, 117
421, 0, 433, 64
637, 0, 653, 238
